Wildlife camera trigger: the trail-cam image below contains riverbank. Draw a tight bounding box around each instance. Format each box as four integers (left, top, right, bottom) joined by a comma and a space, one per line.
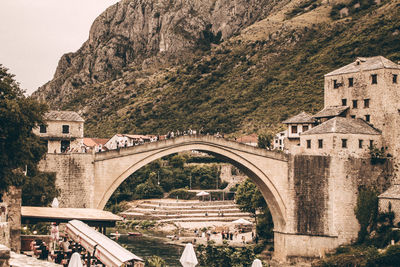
118, 198, 257, 247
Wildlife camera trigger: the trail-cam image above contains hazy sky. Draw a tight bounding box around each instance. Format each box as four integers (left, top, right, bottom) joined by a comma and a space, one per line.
0, 0, 120, 95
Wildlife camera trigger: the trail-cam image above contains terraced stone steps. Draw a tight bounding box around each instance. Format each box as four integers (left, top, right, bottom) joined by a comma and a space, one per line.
121, 199, 253, 223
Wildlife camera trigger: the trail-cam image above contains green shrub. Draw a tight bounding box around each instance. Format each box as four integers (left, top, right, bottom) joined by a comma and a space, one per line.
134, 180, 164, 199
376, 245, 400, 266
355, 188, 378, 243
168, 188, 196, 200
145, 255, 166, 267
140, 220, 156, 229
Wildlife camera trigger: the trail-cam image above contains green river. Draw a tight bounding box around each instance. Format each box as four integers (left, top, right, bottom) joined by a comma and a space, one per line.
114, 233, 184, 266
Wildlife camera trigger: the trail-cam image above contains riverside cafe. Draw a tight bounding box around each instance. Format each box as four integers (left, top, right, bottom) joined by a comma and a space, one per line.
21, 207, 144, 266
66, 220, 144, 267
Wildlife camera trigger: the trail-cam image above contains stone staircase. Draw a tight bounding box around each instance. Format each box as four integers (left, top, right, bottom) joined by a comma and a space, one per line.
121, 200, 253, 223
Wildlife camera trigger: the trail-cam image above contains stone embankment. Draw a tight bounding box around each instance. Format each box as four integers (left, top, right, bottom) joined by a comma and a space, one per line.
121, 200, 253, 223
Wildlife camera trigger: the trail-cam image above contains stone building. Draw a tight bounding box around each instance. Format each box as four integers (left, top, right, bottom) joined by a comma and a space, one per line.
273, 130, 286, 150
104, 134, 152, 150
379, 185, 400, 225
83, 138, 109, 153
279, 56, 400, 224
33, 111, 84, 153
282, 112, 317, 149
297, 117, 381, 157
324, 56, 400, 158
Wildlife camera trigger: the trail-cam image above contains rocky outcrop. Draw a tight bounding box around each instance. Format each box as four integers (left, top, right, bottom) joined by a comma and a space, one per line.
33, 0, 282, 105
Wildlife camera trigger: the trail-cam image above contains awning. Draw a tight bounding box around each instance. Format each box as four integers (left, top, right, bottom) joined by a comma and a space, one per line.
22, 206, 122, 227
66, 220, 143, 267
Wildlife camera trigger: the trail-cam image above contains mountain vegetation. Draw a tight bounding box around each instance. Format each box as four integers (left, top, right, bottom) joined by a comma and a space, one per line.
32, 0, 400, 139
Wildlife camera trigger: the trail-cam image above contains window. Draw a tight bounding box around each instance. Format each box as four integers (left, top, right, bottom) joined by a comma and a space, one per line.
351, 115, 356, 119
342, 99, 347, 106
365, 115, 370, 122
371, 74, 377, 84
333, 80, 339, 89
352, 100, 358, 108
348, 77, 354, 87
292, 125, 298, 134
364, 99, 370, 108
39, 125, 47, 133
279, 140, 282, 145
342, 139, 347, 148
359, 139, 363, 149
303, 125, 309, 132
370, 140, 374, 148
306, 140, 311, 149
318, 139, 323, 149
393, 74, 398, 84
62, 125, 69, 134
61, 140, 70, 153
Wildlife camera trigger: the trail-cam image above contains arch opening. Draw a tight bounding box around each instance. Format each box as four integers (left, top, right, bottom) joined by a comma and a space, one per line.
95, 141, 288, 232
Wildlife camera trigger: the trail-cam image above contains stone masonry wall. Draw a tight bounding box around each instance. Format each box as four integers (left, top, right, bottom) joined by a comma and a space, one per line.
38, 153, 95, 208
1, 187, 21, 253
328, 156, 393, 244
0, 203, 9, 249
293, 155, 330, 235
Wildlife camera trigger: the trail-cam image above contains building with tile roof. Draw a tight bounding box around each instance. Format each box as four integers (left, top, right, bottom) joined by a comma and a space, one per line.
104, 134, 153, 150
322, 56, 400, 158
44, 110, 84, 122
313, 105, 349, 122
236, 133, 258, 147
379, 184, 400, 225
33, 111, 85, 153
299, 117, 381, 156
325, 56, 400, 77
281, 112, 317, 149
83, 138, 109, 152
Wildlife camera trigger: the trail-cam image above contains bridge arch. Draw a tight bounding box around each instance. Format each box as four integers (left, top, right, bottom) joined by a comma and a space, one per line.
93, 136, 289, 232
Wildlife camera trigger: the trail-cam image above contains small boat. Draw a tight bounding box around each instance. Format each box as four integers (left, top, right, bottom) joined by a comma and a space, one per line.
128, 232, 142, 237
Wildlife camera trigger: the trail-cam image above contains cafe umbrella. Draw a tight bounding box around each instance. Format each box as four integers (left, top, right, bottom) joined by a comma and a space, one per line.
196, 191, 210, 201
180, 243, 198, 267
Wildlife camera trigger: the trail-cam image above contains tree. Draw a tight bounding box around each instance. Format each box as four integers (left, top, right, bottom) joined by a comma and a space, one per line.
258, 133, 274, 149
134, 179, 163, 199
235, 179, 274, 240
0, 64, 56, 205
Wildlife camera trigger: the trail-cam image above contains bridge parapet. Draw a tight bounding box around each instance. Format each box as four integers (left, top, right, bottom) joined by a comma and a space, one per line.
94, 135, 288, 162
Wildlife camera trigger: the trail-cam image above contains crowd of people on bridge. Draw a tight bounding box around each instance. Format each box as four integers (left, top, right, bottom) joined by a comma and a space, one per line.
58, 128, 229, 154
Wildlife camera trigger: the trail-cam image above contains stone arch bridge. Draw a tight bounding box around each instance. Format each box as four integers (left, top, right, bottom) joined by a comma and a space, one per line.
39, 135, 383, 261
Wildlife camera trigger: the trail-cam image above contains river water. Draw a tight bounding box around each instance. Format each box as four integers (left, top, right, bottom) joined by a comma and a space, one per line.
114, 233, 184, 266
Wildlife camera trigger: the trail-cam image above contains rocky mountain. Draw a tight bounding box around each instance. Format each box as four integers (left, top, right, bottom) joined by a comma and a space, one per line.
33, 0, 400, 138
33, 0, 287, 105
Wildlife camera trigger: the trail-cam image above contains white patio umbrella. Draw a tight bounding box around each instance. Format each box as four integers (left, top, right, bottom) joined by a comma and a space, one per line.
196, 191, 210, 201
51, 197, 59, 208
180, 243, 198, 267
231, 218, 252, 225
68, 252, 83, 267
251, 259, 263, 267
196, 191, 209, 196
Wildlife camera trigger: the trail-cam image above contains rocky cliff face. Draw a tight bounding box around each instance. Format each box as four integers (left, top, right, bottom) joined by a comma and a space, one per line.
33, 0, 284, 105
32, 0, 400, 138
